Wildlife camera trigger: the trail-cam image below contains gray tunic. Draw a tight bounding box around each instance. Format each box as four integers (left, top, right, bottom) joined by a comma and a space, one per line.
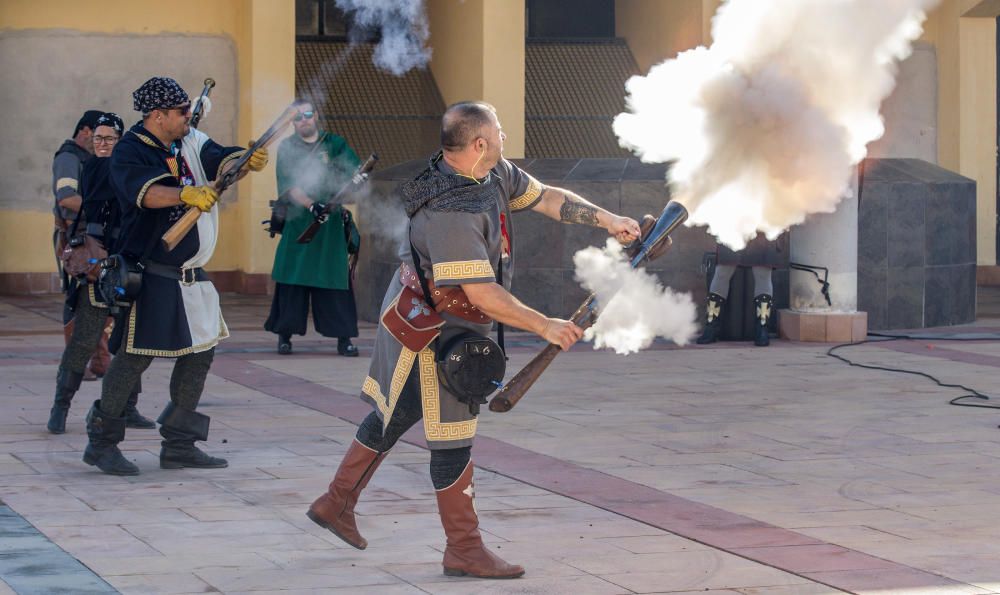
52, 140, 90, 220
361, 157, 542, 449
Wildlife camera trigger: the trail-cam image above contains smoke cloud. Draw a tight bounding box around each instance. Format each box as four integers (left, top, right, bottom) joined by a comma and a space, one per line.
613, 0, 940, 249
574, 240, 697, 355
335, 0, 432, 76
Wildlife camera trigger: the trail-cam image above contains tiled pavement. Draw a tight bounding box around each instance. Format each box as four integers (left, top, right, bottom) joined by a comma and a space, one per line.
3, 293, 1000, 594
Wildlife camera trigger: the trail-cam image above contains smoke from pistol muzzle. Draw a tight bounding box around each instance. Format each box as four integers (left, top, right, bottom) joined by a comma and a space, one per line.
613, 0, 940, 249
574, 240, 697, 355
335, 0, 431, 75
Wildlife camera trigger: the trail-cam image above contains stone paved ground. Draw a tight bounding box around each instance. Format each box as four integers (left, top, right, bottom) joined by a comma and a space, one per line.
3, 293, 1000, 594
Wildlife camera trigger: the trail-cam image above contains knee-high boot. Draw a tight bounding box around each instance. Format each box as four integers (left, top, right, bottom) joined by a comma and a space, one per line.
307, 439, 386, 549
436, 461, 524, 579
82, 401, 140, 476
47, 367, 84, 434
157, 402, 228, 469
754, 294, 773, 346
696, 293, 726, 345
123, 380, 155, 429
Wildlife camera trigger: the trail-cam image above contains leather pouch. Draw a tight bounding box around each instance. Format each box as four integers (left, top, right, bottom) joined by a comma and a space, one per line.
381, 285, 446, 352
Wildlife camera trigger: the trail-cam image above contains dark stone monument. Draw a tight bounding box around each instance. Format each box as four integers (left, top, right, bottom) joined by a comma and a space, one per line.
858, 158, 977, 330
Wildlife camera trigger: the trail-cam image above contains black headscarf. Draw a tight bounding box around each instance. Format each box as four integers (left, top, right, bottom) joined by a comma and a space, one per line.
132, 77, 190, 113
95, 112, 124, 136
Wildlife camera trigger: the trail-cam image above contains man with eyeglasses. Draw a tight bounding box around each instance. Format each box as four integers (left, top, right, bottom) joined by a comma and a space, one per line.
265, 98, 362, 357
81, 77, 268, 476
52, 109, 110, 380
47, 112, 156, 435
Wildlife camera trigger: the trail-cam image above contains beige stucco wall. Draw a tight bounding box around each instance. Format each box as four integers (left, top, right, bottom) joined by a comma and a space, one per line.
926, 0, 998, 265
0, 0, 293, 276
615, 0, 722, 73
867, 43, 939, 163
427, 0, 526, 157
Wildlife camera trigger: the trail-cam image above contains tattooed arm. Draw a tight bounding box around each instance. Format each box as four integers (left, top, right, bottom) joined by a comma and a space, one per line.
531, 184, 641, 242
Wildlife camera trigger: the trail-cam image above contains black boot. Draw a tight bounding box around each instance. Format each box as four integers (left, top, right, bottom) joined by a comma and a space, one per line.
277, 334, 292, 355
696, 293, 726, 345
82, 401, 140, 476
337, 338, 359, 357
158, 402, 228, 469
754, 294, 773, 347
123, 382, 156, 429
47, 368, 84, 434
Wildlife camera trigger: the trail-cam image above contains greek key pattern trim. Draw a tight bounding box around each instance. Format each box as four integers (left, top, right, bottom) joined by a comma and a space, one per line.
87, 284, 109, 309
362, 376, 388, 418
432, 260, 494, 281
125, 303, 229, 357
217, 150, 246, 180
419, 348, 478, 441
363, 347, 417, 426
131, 131, 168, 152
509, 176, 542, 212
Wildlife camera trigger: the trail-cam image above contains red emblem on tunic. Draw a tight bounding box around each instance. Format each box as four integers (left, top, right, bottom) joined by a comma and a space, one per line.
500, 213, 511, 256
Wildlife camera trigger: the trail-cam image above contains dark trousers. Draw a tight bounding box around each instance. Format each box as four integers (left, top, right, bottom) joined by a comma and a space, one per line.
100, 349, 214, 418
264, 283, 358, 338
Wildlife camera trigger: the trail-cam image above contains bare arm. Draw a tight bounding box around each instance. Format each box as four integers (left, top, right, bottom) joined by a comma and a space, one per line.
287, 187, 315, 209
531, 185, 641, 241
462, 282, 583, 351
141, 185, 183, 209
58, 195, 82, 213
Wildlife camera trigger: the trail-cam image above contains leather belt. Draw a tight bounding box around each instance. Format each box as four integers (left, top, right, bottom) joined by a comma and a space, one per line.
144, 261, 208, 286
399, 263, 491, 325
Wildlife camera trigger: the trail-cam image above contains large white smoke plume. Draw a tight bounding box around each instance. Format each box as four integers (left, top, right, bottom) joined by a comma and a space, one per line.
613, 0, 940, 249
335, 0, 431, 76
574, 240, 698, 354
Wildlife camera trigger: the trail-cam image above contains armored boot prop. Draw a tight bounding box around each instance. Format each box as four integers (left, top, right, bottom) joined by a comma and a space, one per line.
123, 381, 155, 429
82, 401, 140, 476
157, 402, 228, 469
437, 462, 525, 579
696, 293, 726, 345
753, 293, 774, 347
754, 294, 773, 347
307, 439, 386, 549
47, 367, 84, 434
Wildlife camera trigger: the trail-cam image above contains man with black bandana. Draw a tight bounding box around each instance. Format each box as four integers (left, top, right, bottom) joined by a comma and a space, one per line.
305, 101, 641, 579
82, 77, 268, 476
47, 112, 155, 435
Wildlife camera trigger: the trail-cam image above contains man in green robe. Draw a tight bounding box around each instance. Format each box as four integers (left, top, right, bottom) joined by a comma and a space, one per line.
265, 99, 361, 355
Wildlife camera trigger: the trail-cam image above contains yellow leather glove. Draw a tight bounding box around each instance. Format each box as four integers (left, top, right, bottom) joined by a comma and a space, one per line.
179, 185, 219, 212
246, 142, 269, 172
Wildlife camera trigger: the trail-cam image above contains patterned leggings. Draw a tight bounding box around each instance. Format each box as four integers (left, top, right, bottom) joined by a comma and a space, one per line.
60, 289, 107, 374
99, 348, 214, 417
355, 368, 471, 490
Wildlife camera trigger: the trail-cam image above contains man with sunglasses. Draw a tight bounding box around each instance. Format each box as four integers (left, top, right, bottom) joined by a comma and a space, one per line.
265, 98, 362, 357
81, 77, 268, 476
47, 112, 156, 435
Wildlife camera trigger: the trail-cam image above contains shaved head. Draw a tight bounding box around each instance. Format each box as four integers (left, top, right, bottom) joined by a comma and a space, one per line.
441, 101, 497, 152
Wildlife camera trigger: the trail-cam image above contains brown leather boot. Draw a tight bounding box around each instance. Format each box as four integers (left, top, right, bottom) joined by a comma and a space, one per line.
437, 461, 524, 579
306, 439, 385, 549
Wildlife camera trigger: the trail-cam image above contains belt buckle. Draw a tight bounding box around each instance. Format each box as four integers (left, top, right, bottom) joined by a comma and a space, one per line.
180, 267, 197, 286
